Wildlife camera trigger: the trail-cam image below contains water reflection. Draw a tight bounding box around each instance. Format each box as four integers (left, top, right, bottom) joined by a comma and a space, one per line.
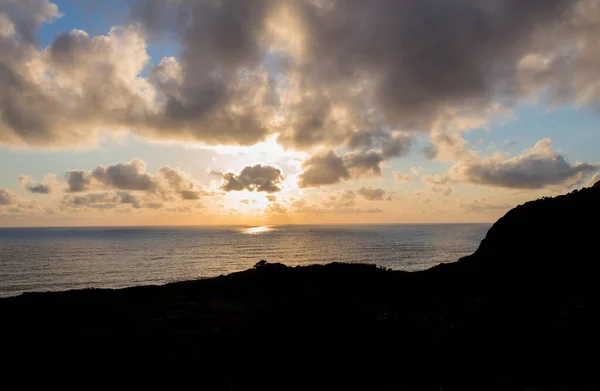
242, 226, 272, 234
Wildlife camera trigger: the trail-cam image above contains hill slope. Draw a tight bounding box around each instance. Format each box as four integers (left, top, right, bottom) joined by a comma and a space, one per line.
1, 183, 599, 389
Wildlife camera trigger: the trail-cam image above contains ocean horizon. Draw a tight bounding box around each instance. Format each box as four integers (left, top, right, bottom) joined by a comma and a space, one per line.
0, 223, 490, 298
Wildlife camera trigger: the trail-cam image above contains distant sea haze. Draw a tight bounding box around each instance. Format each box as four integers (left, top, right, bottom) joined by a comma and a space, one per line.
0, 224, 489, 298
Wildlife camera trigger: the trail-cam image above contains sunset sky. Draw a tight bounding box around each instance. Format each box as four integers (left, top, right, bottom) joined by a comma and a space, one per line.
1, 0, 599, 226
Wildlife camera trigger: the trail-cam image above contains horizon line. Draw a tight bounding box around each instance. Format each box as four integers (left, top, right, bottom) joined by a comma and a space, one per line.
0, 222, 493, 229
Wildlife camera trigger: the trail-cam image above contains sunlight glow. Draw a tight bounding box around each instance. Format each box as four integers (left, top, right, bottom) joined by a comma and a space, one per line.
187, 135, 308, 166
241, 226, 272, 234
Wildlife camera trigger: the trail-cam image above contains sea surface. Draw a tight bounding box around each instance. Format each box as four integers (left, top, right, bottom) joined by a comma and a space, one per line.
0, 224, 490, 298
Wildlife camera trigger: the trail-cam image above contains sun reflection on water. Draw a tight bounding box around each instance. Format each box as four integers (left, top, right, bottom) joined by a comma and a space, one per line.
242, 226, 272, 234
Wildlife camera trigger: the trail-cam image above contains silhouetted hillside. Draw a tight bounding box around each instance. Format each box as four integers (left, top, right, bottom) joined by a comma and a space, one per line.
467, 182, 600, 271
1, 182, 600, 390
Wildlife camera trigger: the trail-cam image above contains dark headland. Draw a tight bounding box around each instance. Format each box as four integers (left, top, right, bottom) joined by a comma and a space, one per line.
2, 183, 600, 389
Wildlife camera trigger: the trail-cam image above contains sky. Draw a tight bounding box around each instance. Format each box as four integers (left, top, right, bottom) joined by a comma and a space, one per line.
0, 0, 599, 227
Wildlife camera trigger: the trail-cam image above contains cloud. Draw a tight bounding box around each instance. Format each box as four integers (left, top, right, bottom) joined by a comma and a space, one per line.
1, 0, 597, 154
450, 139, 599, 189
60, 191, 155, 210
291, 189, 384, 214
0, 188, 45, 214
93, 159, 158, 191
266, 195, 277, 202
423, 131, 468, 162
0, 2, 153, 147
63, 159, 207, 200
356, 186, 392, 201
347, 131, 413, 159
0, 189, 19, 205
298, 151, 350, 188
265, 203, 287, 214
422, 175, 452, 187
421, 174, 454, 197
18, 174, 57, 194
382, 133, 413, 159
221, 164, 283, 193
298, 150, 385, 188
324, 189, 357, 209
158, 166, 206, 200
65, 170, 96, 193
431, 187, 453, 197
345, 151, 385, 178
65, 159, 158, 192
393, 172, 412, 183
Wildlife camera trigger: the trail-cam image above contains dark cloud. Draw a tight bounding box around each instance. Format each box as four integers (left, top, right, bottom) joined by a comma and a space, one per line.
221, 165, 283, 193
61, 192, 120, 209
450, 139, 599, 189
2, 0, 597, 154
93, 159, 158, 191
346, 130, 413, 159
356, 186, 392, 201
266, 195, 277, 202
298, 151, 350, 188
65, 170, 95, 193
290, 0, 581, 132
65, 160, 158, 193
18, 175, 55, 194
346, 151, 384, 178
130, 0, 276, 145
63, 159, 207, 200
60, 191, 151, 209
298, 150, 386, 188
382, 133, 413, 159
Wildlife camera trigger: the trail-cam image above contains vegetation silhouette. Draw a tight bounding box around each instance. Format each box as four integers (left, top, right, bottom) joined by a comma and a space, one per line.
1, 181, 600, 389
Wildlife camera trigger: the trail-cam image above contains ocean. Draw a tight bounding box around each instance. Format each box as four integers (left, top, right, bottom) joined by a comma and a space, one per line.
0, 224, 490, 298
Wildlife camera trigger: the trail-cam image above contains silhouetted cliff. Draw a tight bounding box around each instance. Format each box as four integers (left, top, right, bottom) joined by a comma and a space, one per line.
464, 181, 600, 272
1, 182, 600, 390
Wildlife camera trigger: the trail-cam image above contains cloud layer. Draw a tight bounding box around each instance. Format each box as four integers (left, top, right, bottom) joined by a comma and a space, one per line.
2, 0, 599, 155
